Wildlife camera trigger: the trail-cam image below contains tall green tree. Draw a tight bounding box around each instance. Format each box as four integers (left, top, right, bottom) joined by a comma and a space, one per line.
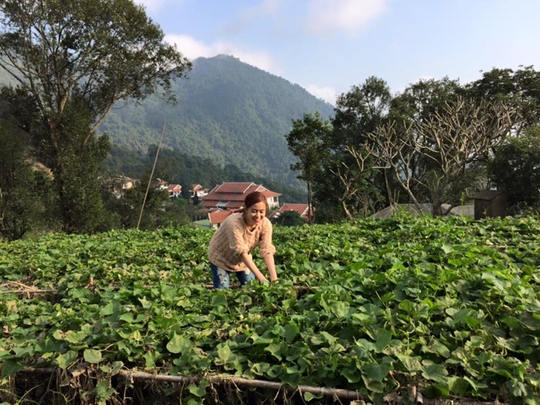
51, 96, 112, 232
320, 77, 391, 219
0, 86, 56, 239
0, 0, 191, 232
0, 121, 37, 239
101, 171, 171, 230
332, 76, 392, 150
466, 66, 540, 129
286, 111, 331, 224
489, 125, 540, 214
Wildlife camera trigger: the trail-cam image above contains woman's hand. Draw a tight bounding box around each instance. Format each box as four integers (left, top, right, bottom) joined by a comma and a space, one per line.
241, 252, 267, 282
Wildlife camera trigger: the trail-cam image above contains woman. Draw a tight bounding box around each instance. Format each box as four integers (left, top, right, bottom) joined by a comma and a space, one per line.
208, 191, 278, 289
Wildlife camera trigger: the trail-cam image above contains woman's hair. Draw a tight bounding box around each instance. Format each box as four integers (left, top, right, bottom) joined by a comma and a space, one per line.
244, 191, 269, 212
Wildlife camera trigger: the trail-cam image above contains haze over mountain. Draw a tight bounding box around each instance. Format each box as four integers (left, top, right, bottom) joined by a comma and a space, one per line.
100, 55, 335, 187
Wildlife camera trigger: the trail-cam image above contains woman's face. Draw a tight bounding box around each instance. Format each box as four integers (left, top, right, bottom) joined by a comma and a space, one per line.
244, 201, 266, 229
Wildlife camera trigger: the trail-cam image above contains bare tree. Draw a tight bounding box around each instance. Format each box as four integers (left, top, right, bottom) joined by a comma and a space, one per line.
363, 96, 522, 216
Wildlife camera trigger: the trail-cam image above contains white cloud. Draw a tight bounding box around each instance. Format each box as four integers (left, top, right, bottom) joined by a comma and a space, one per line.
305, 84, 338, 105
221, 0, 282, 37
165, 34, 281, 75
306, 0, 387, 35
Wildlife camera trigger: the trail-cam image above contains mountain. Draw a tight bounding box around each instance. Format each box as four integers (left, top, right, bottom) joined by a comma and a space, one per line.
99, 55, 335, 187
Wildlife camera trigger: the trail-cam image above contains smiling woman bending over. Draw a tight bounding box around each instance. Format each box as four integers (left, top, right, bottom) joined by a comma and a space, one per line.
208, 191, 278, 289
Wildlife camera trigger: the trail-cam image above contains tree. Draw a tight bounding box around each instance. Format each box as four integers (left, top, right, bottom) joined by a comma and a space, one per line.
286, 111, 331, 224
0, 0, 191, 232
364, 96, 522, 216
101, 171, 170, 230
0, 0, 191, 132
466, 66, 540, 130
385, 77, 464, 205
489, 125, 540, 214
321, 77, 392, 219
51, 96, 112, 233
0, 86, 56, 239
0, 121, 36, 239
332, 76, 392, 148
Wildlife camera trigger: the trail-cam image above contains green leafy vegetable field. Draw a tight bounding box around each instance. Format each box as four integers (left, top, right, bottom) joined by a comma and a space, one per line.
1, 214, 539, 404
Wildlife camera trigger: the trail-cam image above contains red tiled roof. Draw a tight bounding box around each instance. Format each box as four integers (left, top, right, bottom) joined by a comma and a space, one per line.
167, 184, 181, 192
279, 203, 308, 212
208, 210, 233, 225
191, 184, 205, 191
202, 182, 281, 209
274, 203, 313, 219
203, 192, 248, 201
211, 182, 263, 194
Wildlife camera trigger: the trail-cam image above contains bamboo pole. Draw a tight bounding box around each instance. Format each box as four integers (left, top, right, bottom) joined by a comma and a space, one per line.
137, 122, 167, 230
16, 368, 509, 404
19, 367, 361, 400
118, 370, 363, 401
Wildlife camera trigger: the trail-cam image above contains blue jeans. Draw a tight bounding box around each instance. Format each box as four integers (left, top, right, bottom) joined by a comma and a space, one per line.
210, 263, 255, 289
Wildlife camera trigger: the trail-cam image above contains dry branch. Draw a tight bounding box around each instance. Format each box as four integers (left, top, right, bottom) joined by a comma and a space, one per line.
118, 370, 364, 401
16, 367, 508, 404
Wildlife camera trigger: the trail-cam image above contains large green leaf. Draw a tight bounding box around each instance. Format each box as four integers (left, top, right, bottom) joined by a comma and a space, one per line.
166, 334, 193, 354
84, 349, 103, 364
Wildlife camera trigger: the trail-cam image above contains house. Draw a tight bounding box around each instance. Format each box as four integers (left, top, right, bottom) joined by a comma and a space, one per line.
121, 176, 138, 190
202, 182, 281, 228
272, 203, 313, 221
473, 190, 506, 219
191, 184, 209, 198
208, 209, 235, 230
167, 184, 182, 199
202, 182, 281, 211
156, 179, 168, 189
100, 175, 139, 199
153, 178, 182, 199
190, 184, 209, 204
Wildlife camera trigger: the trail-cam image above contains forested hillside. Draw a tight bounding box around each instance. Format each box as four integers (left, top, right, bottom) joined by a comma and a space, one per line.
100, 55, 334, 187
107, 144, 308, 204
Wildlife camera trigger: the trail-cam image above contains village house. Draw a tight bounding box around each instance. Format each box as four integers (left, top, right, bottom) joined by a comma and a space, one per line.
190, 184, 209, 200
100, 175, 140, 199
167, 184, 182, 199
155, 178, 182, 199
156, 179, 168, 189
121, 176, 138, 190
271, 203, 313, 221
202, 182, 281, 228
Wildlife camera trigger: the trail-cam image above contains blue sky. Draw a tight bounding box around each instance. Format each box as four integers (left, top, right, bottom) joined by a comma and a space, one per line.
135, 0, 540, 105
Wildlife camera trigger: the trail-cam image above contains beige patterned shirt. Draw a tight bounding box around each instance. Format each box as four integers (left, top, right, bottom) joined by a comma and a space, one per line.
208, 213, 276, 272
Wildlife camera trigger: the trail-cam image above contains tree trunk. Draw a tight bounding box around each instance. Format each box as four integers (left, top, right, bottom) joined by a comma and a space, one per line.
307, 179, 315, 224
341, 200, 354, 220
